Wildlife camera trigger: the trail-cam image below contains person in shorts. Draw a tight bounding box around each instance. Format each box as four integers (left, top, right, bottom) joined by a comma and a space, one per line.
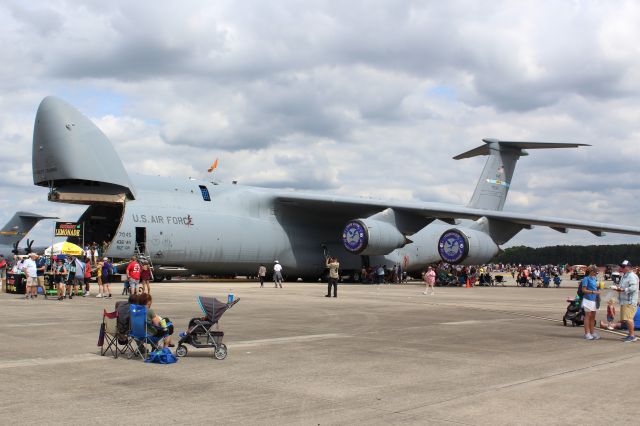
22, 253, 39, 299
613, 260, 639, 342
423, 266, 436, 295
580, 265, 600, 340
65, 257, 76, 299
54, 258, 67, 301
126, 256, 141, 294
140, 262, 152, 294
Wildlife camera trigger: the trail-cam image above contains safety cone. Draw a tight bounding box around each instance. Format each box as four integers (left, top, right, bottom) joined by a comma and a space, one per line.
466, 279, 470, 288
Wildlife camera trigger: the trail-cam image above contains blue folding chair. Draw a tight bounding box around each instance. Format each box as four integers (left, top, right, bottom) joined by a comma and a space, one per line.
127, 304, 166, 360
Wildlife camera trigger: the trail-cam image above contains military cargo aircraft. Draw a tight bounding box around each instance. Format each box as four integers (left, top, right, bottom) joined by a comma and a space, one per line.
0, 212, 56, 259
32, 97, 640, 280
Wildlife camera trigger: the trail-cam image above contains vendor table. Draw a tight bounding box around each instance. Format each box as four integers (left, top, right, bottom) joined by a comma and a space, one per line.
5, 273, 25, 294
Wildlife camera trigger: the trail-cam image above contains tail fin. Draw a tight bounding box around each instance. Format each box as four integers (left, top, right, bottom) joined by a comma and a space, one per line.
0, 212, 57, 245
454, 139, 589, 211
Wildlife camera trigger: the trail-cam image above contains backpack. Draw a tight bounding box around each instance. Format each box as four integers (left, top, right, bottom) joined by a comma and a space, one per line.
577, 280, 585, 298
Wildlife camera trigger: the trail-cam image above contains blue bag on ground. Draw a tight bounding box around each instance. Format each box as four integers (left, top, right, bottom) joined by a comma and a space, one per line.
144, 347, 178, 364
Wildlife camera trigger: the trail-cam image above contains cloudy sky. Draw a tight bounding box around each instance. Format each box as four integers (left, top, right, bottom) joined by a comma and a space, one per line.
1, 0, 639, 249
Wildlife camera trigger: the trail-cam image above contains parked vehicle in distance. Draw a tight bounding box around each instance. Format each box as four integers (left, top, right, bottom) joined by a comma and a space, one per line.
570, 264, 588, 281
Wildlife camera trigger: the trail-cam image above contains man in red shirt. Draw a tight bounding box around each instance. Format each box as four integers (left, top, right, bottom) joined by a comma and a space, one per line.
126, 256, 141, 294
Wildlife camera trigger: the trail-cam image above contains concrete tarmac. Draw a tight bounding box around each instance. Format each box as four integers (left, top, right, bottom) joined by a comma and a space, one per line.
1, 277, 638, 425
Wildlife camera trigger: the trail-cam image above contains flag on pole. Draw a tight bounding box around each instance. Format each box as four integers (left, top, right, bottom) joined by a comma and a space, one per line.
207, 158, 219, 173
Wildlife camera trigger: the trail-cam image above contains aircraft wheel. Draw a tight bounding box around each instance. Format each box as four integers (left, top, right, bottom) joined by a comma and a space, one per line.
175, 345, 188, 357
214, 343, 227, 360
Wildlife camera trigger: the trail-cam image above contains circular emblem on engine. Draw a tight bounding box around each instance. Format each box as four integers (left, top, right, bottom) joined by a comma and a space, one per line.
342, 221, 367, 254
438, 229, 468, 264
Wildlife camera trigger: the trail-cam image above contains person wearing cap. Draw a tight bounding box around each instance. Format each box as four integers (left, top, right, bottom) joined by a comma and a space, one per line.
325, 256, 340, 297
273, 260, 283, 288
580, 265, 601, 340
613, 260, 639, 342
423, 266, 436, 295
22, 253, 39, 299
54, 258, 67, 301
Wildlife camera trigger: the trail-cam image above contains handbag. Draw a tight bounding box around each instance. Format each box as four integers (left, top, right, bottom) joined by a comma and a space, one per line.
144, 347, 177, 364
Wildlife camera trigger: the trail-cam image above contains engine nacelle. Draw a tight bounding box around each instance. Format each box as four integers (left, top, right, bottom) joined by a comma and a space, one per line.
342, 219, 406, 255
437, 228, 499, 265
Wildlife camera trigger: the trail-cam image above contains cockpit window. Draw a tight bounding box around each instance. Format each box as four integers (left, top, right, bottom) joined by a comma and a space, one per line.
199, 185, 211, 201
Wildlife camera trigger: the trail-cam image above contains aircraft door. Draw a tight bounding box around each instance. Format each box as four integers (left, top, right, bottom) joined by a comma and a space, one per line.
135, 227, 146, 254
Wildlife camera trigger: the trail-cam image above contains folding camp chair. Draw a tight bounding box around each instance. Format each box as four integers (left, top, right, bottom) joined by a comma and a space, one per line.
127, 304, 165, 360
100, 309, 119, 358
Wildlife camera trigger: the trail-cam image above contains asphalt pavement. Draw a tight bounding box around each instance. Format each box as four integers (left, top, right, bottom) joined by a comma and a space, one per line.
1, 275, 638, 425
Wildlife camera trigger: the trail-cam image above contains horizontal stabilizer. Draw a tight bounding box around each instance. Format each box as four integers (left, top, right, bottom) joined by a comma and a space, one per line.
455, 138, 590, 211
453, 139, 590, 160
0, 212, 58, 246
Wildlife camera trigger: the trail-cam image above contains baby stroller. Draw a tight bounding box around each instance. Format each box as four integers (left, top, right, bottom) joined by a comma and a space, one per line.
563, 297, 584, 326
176, 296, 239, 360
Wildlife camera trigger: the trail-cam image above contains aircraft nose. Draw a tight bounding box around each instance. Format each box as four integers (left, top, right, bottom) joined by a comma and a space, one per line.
32, 96, 136, 199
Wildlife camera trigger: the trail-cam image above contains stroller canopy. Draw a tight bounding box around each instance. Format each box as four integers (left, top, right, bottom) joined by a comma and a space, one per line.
197, 296, 232, 323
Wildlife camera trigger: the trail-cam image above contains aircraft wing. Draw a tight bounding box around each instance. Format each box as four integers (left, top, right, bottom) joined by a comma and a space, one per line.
274, 192, 640, 237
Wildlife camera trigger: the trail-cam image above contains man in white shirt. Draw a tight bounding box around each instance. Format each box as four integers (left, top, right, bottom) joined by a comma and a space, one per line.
22, 253, 38, 299
273, 260, 283, 288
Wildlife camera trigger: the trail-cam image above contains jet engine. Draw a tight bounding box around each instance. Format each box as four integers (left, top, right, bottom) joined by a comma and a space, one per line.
342, 219, 406, 255
437, 228, 499, 265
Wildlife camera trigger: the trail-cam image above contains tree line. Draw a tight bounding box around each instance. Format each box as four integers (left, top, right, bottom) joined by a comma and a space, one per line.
492, 244, 640, 266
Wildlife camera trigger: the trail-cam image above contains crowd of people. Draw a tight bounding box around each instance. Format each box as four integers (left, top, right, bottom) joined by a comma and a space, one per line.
0, 253, 154, 301
360, 264, 408, 284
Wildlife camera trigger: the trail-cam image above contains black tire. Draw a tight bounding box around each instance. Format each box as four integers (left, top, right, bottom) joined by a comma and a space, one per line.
214, 343, 227, 360
563, 317, 567, 326
175, 345, 188, 357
